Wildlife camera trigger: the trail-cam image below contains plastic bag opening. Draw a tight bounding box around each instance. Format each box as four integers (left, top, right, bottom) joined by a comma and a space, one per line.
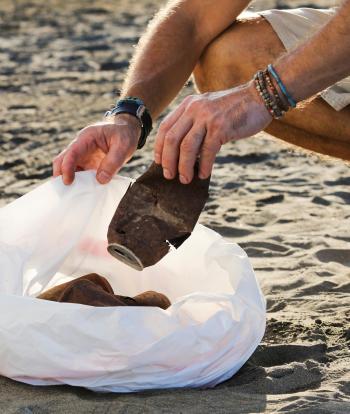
0, 171, 266, 392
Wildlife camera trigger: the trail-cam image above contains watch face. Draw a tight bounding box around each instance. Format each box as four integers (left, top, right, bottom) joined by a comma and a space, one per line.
136, 105, 146, 118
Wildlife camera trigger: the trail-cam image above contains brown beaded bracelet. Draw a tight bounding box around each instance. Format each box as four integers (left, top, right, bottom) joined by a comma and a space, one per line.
254, 70, 288, 119
264, 69, 289, 113
254, 74, 276, 118
258, 70, 284, 118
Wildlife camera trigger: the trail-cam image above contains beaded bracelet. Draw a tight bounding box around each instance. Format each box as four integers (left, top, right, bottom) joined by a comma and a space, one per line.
254, 70, 285, 119
258, 70, 285, 118
264, 69, 289, 113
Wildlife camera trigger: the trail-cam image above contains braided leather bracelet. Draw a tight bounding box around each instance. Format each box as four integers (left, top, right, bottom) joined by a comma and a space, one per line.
268, 64, 297, 108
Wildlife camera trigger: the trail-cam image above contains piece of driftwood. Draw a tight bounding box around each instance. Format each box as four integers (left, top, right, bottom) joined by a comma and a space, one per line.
37, 273, 171, 309
107, 162, 210, 270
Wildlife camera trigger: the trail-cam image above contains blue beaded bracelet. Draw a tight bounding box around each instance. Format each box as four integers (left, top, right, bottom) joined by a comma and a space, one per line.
267, 64, 297, 108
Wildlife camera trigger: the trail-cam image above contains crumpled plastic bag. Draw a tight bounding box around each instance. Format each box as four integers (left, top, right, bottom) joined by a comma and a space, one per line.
0, 171, 266, 392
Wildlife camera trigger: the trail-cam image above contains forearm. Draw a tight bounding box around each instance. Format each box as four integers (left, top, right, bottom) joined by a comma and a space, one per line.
121, 0, 250, 118
275, 0, 350, 102
121, 3, 200, 119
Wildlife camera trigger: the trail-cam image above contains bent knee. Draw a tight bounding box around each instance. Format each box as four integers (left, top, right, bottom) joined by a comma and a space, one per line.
193, 15, 284, 93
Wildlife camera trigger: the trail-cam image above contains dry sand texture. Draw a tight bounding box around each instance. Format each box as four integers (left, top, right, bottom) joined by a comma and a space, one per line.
0, 0, 349, 413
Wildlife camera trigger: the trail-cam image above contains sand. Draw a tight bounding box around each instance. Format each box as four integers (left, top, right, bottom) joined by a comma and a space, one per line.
0, 0, 349, 412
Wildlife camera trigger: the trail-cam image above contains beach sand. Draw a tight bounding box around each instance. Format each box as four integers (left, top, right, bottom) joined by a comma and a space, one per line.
0, 0, 349, 412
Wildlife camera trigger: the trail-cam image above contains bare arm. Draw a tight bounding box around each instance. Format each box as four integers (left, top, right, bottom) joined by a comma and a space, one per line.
53, 0, 251, 184
122, 0, 251, 118
155, 0, 350, 183
277, 0, 350, 102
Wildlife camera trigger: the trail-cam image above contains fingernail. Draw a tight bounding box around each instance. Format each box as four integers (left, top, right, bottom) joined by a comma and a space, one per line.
179, 175, 188, 184
97, 171, 111, 183
199, 172, 206, 180
163, 169, 172, 179
62, 175, 72, 186
154, 153, 161, 164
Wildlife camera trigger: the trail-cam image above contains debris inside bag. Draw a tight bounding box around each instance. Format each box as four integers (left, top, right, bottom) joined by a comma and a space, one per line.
107, 162, 210, 270
37, 273, 171, 309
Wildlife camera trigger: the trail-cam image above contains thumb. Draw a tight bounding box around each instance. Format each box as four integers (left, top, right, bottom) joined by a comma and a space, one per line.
96, 141, 129, 184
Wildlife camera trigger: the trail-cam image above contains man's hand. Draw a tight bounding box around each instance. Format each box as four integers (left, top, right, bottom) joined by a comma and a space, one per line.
53, 114, 141, 185
154, 81, 273, 184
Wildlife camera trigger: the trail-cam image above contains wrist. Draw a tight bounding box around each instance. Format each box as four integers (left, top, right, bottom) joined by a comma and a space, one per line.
105, 97, 153, 149
246, 80, 274, 121
113, 113, 142, 146
114, 113, 141, 132
272, 60, 302, 103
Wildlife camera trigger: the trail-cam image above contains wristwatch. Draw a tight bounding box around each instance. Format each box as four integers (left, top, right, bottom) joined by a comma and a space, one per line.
105, 97, 153, 149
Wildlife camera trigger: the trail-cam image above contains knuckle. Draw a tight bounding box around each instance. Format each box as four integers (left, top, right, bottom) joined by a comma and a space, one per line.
201, 101, 211, 114
164, 130, 178, 145
154, 139, 162, 151
202, 139, 219, 153
209, 115, 222, 130
52, 154, 62, 164
192, 130, 205, 142
158, 121, 169, 133
61, 161, 69, 172
68, 144, 79, 157
187, 101, 200, 112
78, 125, 97, 140
180, 139, 195, 153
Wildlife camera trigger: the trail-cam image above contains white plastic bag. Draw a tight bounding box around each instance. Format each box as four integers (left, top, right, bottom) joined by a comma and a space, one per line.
0, 171, 265, 392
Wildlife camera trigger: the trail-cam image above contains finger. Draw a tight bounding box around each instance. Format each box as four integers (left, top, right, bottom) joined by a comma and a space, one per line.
154, 97, 190, 164
60, 137, 90, 185
161, 115, 193, 179
52, 152, 65, 177
96, 138, 130, 184
59, 127, 97, 184
198, 141, 220, 180
178, 126, 206, 184
60, 146, 81, 185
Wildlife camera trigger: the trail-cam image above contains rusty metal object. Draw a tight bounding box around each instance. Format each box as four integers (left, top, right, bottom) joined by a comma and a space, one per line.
107, 162, 210, 270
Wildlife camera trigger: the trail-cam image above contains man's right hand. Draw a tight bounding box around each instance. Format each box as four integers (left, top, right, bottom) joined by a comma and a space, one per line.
52, 114, 141, 185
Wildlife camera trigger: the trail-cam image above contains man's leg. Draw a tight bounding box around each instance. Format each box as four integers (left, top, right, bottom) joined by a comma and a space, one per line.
193, 16, 350, 160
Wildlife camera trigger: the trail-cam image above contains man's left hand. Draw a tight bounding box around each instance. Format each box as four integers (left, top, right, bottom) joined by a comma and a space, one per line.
154, 81, 273, 184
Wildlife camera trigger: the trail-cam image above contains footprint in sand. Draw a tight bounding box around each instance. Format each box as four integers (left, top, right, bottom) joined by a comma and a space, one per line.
239, 241, 290, 257
315, 249, 350, 267
225, 345, 326, 395
256, 194, 284, 207
324, 176, 350, 186
312, 196, 331, 206
216, 152, 273, 165
250, 344, 328, 367
208, 225, 253, 238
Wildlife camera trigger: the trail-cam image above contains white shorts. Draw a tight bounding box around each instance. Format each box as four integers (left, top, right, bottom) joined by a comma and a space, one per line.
258, 8, 350, 111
